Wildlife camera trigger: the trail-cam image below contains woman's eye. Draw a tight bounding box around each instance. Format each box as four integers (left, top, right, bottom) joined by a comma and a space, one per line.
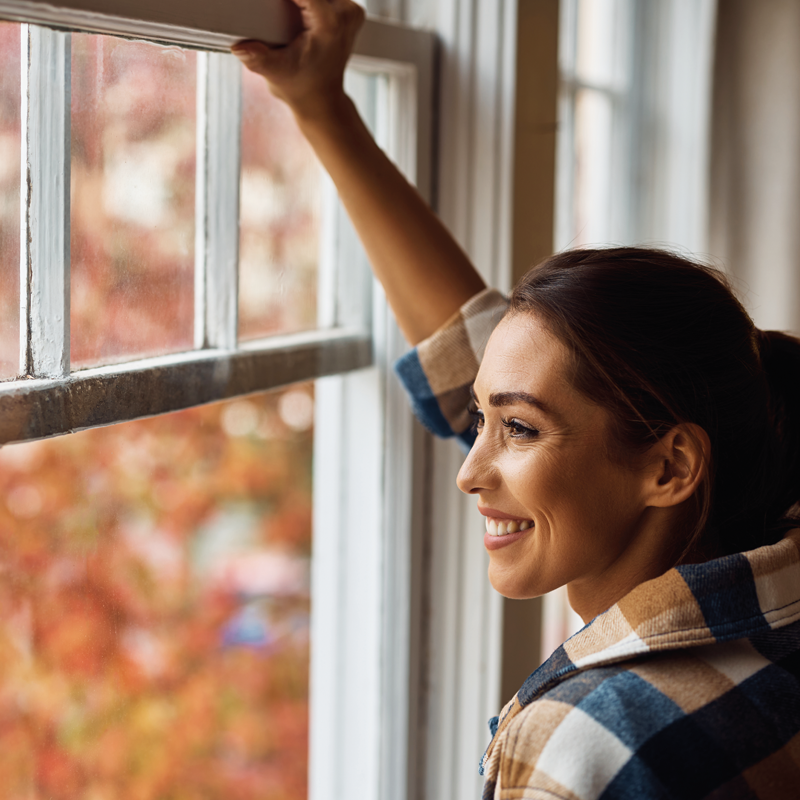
501, 418, 539, 439
468, 404, 485, 433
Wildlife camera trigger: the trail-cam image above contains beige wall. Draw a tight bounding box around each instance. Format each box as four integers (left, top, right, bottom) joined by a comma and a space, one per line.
500, 0, 559, 703
710, 0, 800, 334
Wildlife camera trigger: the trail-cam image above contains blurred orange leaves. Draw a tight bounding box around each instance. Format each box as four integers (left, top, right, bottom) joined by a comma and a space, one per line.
0, 391, 314, 800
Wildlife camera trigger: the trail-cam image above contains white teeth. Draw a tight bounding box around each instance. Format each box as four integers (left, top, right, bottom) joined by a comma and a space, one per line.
485, 517, 534, 536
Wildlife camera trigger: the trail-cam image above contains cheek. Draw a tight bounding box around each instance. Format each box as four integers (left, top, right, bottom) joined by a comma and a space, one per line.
504, 446, 575, 511
509, 445, 636, 536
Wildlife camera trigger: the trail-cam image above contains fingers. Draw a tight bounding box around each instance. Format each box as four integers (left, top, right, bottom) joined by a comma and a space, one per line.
295, 0, 365, 33
230, 0, 364, 113
230, 40, 285, 74
295, 0, 358, 15
231, 39, 297, 79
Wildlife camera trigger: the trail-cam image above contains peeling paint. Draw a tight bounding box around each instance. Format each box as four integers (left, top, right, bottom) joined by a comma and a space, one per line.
0, 332, 372, 445
20, 24, 70, 380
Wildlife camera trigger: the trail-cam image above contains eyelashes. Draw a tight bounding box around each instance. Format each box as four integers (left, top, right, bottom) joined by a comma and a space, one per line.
467, 404, 539, 440
501, 418, 539, 439
468, 402, 484, 434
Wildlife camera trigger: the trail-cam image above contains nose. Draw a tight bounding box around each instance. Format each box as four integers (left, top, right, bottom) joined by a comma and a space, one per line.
456, 433, 498, 495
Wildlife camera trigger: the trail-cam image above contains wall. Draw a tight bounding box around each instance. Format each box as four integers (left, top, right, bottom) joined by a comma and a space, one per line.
710, 0, 800, 333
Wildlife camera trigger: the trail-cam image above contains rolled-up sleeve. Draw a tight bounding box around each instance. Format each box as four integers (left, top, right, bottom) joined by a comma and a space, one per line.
394, 288, 509, 448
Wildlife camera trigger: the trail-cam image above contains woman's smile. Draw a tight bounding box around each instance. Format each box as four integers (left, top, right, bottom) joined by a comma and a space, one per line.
480, 506, 535, 549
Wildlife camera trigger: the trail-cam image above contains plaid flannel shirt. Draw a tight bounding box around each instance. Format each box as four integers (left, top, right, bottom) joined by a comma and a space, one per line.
394, 288, 800, 799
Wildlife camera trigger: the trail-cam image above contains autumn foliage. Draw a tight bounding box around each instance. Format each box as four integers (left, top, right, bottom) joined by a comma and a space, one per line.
0, 392, 315, 800
0, 19, 321, 800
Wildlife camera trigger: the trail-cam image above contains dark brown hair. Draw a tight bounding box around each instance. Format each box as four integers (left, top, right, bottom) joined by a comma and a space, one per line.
509, 246, 800, 557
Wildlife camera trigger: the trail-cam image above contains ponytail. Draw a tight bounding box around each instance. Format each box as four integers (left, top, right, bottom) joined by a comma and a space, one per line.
758, 330, 800, 530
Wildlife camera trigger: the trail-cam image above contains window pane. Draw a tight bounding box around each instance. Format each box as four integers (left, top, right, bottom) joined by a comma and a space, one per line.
0, 22, 20, 380
575, 0, 628, 87
573, 88, 614, 245
70, 34, 196, 370
0, 385, 314, 797
238, 67, 321, 341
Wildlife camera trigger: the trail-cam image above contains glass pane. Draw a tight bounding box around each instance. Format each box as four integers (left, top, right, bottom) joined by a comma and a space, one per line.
573, 88, 614, 245
70, 34, 196, 370
238, 67, 321, 341
575, 0, 627, 87
0, 22, 20, 380
0, 384, 315, 797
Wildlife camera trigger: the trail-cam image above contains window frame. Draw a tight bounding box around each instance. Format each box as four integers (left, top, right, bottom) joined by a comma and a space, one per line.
0, 0, 304, 50
0, 3, 434, 448
0, 4, 436, 799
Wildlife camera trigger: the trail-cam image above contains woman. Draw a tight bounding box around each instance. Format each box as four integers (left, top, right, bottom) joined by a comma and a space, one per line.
233, 2, 800, 797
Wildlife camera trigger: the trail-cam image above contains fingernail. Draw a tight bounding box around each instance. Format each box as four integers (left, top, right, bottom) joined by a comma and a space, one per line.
231, 43, 255, 58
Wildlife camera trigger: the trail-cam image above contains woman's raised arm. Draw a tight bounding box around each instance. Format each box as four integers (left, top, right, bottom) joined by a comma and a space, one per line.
231, 0, 486, 346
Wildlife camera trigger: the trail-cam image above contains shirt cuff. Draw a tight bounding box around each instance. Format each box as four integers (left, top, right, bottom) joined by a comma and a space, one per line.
394, 288, 509, 444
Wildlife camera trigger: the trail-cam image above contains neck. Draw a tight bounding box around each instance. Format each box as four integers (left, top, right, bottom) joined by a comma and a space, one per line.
567, 505, 695, 622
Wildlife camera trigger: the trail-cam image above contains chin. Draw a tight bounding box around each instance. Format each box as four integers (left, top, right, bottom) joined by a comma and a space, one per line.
487, 562, 548, 600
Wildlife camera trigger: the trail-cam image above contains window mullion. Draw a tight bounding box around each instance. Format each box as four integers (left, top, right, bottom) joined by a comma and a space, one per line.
20, 23, 70, 378
195, 51, 241, 351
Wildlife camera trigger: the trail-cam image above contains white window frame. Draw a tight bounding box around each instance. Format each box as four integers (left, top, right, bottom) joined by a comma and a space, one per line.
0, 0, 305, 50
0, 2, 433, 447
309, 27, 436, 800
0, 4, 434, 800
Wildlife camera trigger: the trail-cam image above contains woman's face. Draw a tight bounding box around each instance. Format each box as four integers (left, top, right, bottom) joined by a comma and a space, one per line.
458, 313, 662, 618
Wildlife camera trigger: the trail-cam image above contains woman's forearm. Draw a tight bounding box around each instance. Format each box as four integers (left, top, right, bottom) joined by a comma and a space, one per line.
232, 1, 485, 346
294, 94, 485, 345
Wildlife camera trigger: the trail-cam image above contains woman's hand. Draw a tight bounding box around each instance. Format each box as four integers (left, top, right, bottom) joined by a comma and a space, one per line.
231, 0, 365, 123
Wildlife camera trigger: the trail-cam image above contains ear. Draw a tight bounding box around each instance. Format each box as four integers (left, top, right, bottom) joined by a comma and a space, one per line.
643, 423, 710, 509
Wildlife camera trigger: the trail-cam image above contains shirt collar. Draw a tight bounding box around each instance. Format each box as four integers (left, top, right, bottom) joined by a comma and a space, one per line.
481, 529, 800, 775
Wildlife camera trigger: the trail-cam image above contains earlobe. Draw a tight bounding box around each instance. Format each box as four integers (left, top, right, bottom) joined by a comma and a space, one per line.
646, 423, 710, 508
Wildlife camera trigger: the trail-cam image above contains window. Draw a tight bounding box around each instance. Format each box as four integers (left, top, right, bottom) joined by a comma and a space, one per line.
0, 385, 315, 797
0, 1, 434, 797
556, 0, 716, 252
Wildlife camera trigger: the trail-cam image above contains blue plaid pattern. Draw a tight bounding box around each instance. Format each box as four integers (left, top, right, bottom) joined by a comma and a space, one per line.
480, 536, 800, 799
394, 287, 508, 447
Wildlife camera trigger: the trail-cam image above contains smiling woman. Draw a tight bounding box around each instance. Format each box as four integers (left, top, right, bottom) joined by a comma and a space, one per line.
397, 248, 800, 799
238, 1, 800, 797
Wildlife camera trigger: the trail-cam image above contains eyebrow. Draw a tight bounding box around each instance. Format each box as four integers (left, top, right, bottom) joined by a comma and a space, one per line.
470, 386, 555, 417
